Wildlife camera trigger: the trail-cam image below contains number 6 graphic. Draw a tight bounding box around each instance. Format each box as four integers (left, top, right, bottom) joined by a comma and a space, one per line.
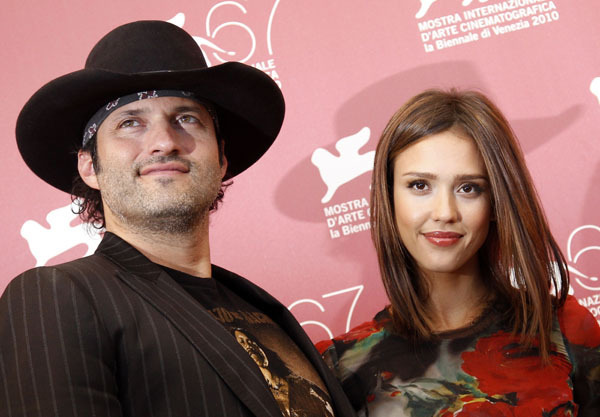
168, 1, 281, 66
288, 285, 364, 339
206, 2, 256, 63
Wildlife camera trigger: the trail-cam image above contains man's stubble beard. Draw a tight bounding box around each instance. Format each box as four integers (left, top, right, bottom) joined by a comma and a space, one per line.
96, 155, 223, 235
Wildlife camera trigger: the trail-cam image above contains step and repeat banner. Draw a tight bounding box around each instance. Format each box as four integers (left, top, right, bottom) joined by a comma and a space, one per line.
1, 0, 598, 341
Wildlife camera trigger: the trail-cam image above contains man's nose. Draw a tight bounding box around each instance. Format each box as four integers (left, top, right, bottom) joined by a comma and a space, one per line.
145, 120, 184, 155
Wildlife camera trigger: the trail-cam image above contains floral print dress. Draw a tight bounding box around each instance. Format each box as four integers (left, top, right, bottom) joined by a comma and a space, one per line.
317, 296, 600, 417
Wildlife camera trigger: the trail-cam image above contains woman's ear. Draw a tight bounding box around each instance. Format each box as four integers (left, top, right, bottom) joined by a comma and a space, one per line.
77, 150, 99, 190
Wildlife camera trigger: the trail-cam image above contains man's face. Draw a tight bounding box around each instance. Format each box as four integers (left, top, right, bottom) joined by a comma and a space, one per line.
79, 96, 227, 233
234, 330, 267, 366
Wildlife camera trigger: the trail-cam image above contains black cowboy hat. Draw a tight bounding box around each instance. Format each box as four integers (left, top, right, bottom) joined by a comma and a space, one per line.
16, 20, 285, 194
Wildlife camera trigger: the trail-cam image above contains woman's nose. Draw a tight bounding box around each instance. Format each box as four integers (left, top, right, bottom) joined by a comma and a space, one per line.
431, 189, 459, 223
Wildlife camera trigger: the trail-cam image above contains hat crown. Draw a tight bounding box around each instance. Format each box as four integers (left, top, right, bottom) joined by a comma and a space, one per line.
85, 20, 208, 74
17, 19, 284, 193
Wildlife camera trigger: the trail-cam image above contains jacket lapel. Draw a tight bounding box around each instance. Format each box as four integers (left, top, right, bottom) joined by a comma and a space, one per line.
96, 233, 283, 417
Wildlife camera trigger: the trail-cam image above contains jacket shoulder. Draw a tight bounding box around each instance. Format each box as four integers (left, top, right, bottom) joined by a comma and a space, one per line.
2, 252, 123, 311
13, 251, 117, 282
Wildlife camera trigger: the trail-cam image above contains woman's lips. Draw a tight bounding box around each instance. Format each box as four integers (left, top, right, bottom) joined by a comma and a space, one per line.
422, 231, 463, 247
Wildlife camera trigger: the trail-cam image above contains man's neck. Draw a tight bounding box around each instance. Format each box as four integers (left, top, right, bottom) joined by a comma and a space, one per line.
105, 219, 213, 278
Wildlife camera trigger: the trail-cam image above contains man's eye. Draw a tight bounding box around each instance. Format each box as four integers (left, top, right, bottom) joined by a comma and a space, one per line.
118, 119, 139, 128
177, 115, 199, 124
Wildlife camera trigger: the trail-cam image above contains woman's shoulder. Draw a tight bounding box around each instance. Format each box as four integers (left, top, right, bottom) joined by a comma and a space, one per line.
557, 295, 600, 349
316, 306, 390, 354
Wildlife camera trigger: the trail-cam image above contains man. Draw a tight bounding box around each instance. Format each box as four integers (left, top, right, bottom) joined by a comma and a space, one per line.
0, 20, 355, 417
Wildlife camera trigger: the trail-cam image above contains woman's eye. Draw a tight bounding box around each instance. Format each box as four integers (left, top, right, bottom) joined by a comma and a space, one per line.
459, 183, 482, 194
408, 181, 429, 191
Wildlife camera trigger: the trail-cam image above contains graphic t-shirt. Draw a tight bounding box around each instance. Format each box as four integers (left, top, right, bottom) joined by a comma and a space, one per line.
317, 296, 600, 417
165, 267, 335, 417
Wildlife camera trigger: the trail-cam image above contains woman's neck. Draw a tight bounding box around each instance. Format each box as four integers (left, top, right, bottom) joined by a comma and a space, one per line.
422, 266, 490, 333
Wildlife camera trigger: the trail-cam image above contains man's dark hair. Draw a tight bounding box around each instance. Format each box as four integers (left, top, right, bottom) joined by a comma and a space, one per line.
71, 134, 229, 229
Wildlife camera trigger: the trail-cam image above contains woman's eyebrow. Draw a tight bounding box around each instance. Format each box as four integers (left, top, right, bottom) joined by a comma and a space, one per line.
401, 172, 436, 179
400, 172, 488, 181
455, 174, 488, 181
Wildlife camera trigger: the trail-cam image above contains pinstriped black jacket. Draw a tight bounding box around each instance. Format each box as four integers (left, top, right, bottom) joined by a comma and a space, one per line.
0, 232, 356, 417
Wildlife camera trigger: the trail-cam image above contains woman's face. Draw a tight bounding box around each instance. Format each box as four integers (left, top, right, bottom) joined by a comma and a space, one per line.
392, 129, 492, 279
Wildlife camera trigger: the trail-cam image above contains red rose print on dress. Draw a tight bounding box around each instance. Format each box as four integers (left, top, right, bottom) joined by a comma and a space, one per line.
559, 295, 600, 348
316, 318, 385, 353
441, 399, 514, 417
460, 331, 575, 416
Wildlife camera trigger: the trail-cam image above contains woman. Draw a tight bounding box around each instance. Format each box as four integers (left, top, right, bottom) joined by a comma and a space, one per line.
317, 89, 600, 416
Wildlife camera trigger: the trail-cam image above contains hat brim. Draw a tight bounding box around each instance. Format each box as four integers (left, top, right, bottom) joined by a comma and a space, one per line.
16, 62, 284, 194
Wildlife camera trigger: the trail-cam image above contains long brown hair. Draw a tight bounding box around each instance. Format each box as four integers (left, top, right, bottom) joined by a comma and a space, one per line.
370, 88, 569, 360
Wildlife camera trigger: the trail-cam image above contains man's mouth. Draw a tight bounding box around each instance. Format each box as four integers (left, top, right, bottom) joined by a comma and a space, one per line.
139, 161, 190, 176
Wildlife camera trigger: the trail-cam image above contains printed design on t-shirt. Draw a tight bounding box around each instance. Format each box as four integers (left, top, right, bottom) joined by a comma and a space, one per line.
211, 307, 272, 325
170, 270, 336, 417
208, 305, 334, 417
232, 328, 334, 417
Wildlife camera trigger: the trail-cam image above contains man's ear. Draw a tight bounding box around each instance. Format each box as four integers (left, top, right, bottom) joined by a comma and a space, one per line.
219, 141, 228, 179
220, 155, 228, 179
77, 150, 99, 190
